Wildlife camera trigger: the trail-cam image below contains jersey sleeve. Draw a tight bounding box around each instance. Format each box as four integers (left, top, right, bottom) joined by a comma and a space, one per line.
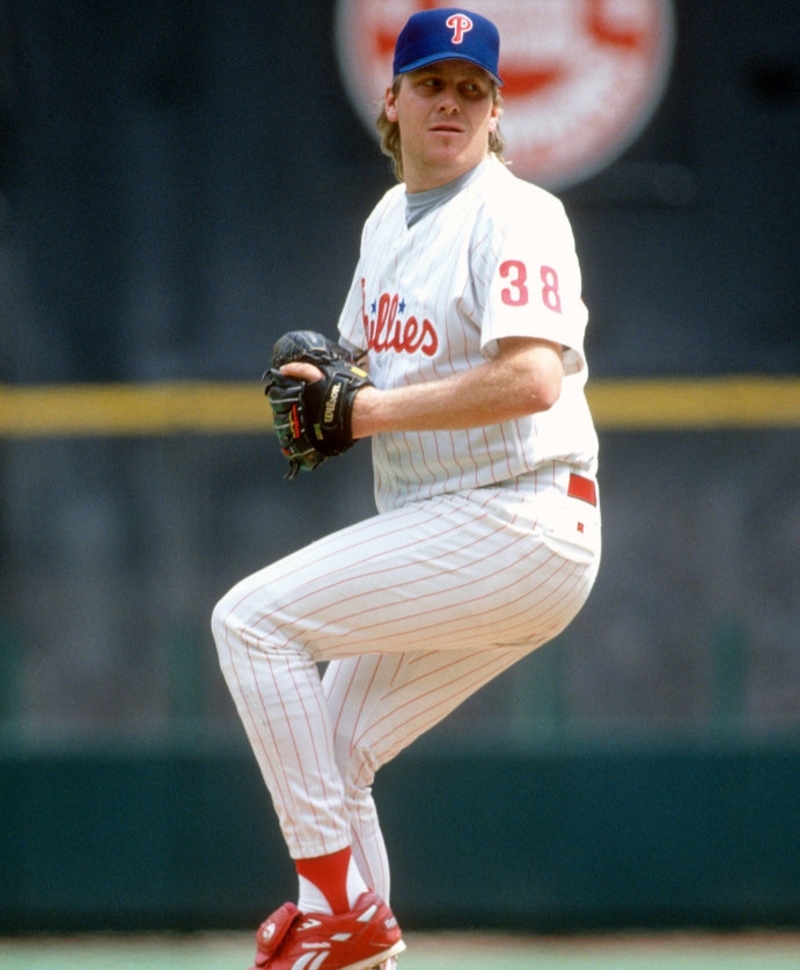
478, 188, 588, 375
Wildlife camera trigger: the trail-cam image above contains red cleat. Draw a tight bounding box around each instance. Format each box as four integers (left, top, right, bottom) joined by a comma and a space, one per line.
248, 891, 405, 970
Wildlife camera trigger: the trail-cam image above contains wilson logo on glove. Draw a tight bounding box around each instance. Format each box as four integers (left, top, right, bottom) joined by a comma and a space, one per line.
323, 381, 342, 426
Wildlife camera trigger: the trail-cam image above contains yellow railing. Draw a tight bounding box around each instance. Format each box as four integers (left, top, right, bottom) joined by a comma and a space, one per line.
0, 375, 797, 437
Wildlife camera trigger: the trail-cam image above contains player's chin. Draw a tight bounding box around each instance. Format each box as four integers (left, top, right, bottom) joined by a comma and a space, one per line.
426, 129, 468, 151
423, 138, 471, 167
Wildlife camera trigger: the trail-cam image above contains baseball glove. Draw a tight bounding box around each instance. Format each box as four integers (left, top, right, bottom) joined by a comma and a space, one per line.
263, 330, 372, 479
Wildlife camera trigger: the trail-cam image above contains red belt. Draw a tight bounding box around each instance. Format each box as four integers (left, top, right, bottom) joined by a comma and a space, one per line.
567, 473, 597, 506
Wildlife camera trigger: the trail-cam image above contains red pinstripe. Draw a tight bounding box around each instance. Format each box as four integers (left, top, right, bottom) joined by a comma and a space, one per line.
211, 477, 599, 865
215, 160, 599, 899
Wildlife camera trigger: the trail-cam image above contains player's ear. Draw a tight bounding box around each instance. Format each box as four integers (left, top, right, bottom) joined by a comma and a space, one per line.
384, 87, 399, 122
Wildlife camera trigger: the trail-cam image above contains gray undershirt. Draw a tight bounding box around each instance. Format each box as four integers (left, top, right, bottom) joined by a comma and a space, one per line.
404, 162, 487, 228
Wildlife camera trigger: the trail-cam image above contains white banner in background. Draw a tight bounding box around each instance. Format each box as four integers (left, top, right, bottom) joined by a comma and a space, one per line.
335, 0, 675, 190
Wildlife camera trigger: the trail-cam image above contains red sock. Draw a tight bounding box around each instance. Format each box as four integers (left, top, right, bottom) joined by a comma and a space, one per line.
295, 846, 353, 914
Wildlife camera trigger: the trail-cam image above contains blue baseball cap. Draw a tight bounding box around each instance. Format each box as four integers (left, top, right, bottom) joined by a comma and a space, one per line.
393, 7, 503, 86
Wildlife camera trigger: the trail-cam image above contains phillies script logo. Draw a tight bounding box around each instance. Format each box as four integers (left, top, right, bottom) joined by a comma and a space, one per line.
362, 282, 439, 356
335, 0, 675, 191
446, 13, 472, 44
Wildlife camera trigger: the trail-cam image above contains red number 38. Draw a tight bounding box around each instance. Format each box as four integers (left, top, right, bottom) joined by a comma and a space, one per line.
500, 260, 562, 314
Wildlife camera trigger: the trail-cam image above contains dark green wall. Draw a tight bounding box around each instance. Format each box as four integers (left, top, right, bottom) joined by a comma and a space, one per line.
2, 738, 798, 933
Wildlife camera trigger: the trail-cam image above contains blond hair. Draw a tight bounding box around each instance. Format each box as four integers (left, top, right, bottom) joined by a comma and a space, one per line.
376, 77, 506, 183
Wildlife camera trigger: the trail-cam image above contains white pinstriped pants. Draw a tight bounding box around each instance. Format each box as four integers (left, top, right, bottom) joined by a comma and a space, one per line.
212, 471, 600, 901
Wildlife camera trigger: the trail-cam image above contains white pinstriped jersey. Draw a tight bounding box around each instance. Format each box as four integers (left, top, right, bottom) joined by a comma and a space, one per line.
338, 157, 598, 512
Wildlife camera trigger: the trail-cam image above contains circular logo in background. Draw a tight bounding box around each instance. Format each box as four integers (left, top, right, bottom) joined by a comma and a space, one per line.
335, 0, 675, 190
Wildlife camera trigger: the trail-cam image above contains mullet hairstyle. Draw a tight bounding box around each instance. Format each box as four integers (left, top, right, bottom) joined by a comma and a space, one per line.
376, 76, 506, 183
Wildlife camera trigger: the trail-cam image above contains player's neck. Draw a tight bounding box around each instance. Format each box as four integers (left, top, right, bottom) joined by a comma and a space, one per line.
404, 163, 486, 227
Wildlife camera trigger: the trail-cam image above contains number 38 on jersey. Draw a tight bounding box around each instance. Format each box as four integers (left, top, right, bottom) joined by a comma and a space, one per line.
499, 260, 562, 314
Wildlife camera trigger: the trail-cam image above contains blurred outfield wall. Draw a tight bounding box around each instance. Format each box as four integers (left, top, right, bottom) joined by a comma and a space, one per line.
0, 0, 798, 934
0, 390, 798, 932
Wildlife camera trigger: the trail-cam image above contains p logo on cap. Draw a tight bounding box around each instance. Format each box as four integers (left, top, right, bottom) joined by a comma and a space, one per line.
446, 13, 473, 45
392, 7, 503, 85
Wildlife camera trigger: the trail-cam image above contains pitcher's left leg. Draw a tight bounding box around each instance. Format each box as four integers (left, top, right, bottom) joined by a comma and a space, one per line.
321, 640, 545, 901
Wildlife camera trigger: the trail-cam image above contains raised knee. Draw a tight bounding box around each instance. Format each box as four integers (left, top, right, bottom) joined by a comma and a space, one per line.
211, 590, 248, 677
210, 594, 230, 645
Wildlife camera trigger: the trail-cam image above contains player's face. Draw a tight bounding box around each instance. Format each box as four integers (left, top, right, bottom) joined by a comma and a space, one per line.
385, 60, 499, 192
